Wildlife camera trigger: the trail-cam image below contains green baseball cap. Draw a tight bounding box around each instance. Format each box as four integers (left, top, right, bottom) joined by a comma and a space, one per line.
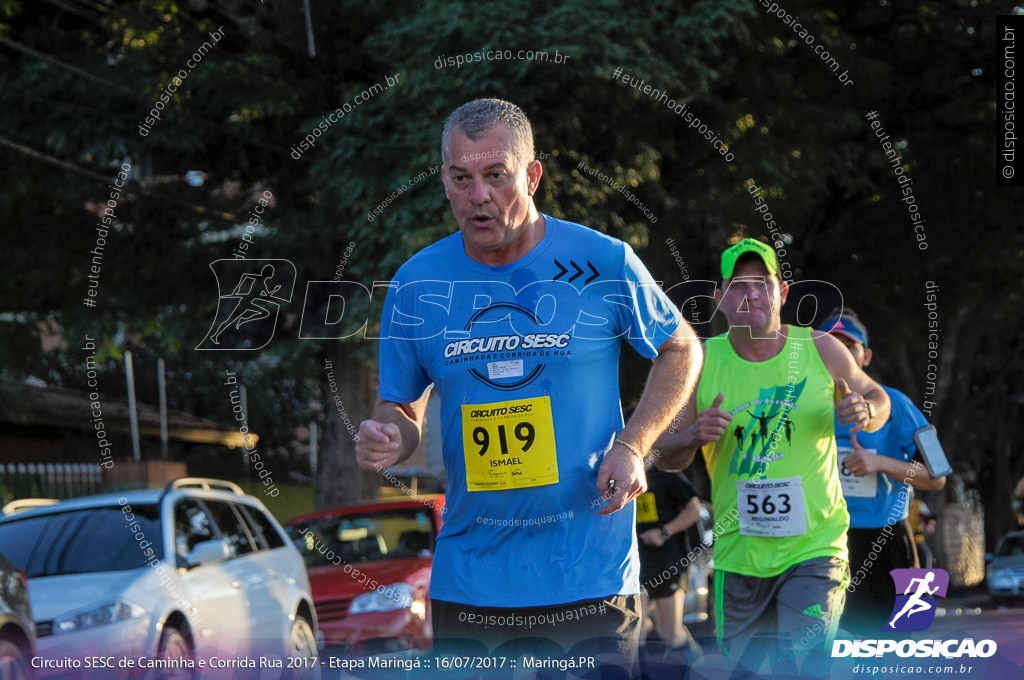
720, 238, 779, 279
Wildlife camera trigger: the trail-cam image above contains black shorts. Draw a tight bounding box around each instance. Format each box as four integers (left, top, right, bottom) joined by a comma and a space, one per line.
431, 595, 640, 664
639, 540, 686, 599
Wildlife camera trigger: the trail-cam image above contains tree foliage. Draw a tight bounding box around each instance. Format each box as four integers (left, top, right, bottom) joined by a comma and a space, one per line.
0, 0, 1019, 542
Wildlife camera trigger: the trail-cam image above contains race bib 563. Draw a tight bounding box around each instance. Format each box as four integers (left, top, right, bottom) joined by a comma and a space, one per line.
736, 476, 807, 537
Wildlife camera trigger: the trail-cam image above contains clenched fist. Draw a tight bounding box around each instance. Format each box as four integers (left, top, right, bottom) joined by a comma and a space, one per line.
356, 420, 403, 470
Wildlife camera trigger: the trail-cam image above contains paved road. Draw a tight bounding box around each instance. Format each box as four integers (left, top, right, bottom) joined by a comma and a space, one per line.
678, 593, 1024, 680
319, 594, 1024, 679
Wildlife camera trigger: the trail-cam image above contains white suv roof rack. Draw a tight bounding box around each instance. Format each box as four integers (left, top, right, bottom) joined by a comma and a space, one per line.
2, 498, 59, 516
166, 478, 245, 495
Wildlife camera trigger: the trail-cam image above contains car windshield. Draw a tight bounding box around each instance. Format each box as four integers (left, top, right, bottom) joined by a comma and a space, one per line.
998, 535, 1024, 557
287, 508, 435, 568
0, 504, 164, 577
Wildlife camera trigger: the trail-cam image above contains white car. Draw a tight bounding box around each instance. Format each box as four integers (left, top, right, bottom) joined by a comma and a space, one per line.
0, 478, 319, 678
987, 530, 1024, 607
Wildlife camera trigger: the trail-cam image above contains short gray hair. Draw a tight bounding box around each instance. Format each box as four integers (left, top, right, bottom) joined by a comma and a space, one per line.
441, 98, 534, 167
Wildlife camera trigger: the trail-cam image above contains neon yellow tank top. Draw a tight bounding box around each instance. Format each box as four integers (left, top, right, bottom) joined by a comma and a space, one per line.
698, 325, 848, 576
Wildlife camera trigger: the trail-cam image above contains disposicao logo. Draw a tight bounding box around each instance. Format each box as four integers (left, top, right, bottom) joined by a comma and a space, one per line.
832, 568, 997, 659
885, 568, 948, 632
196, 260, 296, 350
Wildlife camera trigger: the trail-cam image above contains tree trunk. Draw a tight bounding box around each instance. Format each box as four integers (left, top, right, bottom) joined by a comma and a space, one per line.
316, 341, 379, 509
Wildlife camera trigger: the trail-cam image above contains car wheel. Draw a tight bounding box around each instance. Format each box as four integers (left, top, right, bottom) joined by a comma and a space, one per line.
158, 626, 195, 680
285, 617, 320, 680
0, 639, 31, 680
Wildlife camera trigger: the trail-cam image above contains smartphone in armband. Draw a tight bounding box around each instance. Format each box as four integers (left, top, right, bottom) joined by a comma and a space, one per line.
914, 424, 952, 478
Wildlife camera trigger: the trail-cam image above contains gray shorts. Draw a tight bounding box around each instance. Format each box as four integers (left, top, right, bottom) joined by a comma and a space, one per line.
715, 556, 850, 670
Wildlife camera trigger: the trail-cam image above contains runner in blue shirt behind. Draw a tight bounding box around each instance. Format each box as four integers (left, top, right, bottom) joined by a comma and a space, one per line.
355, 98, 703, 665
818, 309, 946, 636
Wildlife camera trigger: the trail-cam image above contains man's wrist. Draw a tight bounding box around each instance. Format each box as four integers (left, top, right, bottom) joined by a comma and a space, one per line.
680, 425, 703, 450
660, 526, 672, 540
615, 438, 645, 464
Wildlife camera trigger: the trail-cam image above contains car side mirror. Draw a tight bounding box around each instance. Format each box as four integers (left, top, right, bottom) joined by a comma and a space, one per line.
187, 539, 231, 567
985, 552, 993, 563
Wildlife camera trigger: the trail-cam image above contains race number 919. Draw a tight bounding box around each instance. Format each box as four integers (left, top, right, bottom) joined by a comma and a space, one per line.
472, 422, 535, 456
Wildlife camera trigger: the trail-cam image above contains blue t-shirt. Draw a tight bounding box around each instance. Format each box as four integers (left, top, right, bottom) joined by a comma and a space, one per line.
378, 214, 681, 607
836, 386, 928, 529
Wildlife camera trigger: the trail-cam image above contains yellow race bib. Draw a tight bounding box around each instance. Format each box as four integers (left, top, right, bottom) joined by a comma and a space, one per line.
461, 396, 558, 491
635, 492, 659, 523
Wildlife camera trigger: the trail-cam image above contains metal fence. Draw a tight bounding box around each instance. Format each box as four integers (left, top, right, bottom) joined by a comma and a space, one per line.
0, 463, 104, 507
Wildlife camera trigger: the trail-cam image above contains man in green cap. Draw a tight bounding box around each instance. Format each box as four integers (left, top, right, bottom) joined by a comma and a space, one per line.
655, 237, 891, 676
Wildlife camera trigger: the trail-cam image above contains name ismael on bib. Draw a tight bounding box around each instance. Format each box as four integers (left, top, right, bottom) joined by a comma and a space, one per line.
461, 396, 558, 491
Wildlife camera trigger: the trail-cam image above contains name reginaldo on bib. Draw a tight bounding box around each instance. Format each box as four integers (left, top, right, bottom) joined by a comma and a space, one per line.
461, 396, 558, 491
736, 476, 807, 537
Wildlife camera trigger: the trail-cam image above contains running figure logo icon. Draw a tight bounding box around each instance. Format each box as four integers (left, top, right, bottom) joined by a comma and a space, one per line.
883, 568, 949, 632
196, 259, 296, 350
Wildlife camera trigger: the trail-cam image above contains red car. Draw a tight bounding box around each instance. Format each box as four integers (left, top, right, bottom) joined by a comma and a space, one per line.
285, 496, 445, 657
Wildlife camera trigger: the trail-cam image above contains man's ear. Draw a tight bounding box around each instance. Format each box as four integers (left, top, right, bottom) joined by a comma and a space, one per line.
862, 347, 873, 368
525, 159, 543, 196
